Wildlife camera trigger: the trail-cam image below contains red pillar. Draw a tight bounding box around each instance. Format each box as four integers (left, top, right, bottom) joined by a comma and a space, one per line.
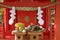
4, 8, 9, 32
55, 0, 60, 40
4, 8, 11, 36
2, 8, 9, 38
55, 4, 60, 40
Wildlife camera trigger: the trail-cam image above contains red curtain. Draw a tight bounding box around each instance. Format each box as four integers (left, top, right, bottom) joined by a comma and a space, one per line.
16, 10, 37, 27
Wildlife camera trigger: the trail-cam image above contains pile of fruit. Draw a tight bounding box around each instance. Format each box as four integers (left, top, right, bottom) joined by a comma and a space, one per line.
15, 23, 26, 32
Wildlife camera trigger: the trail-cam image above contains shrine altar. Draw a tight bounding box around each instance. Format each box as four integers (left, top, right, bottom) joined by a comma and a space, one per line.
12, 30, 43, 40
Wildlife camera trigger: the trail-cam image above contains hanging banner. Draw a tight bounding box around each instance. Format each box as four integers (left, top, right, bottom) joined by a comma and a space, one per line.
37, 7, 44, 25
9, 7, 16, 25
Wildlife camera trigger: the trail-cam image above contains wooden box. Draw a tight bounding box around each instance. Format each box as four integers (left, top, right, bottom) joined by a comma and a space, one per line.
28, 31, 43, 40
12, 30, 26, 40
12, 30, 43, 40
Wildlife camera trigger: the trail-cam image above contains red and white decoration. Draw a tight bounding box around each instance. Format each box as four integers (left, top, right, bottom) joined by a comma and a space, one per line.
37, 7, 44, 25
9, 7, 16, 25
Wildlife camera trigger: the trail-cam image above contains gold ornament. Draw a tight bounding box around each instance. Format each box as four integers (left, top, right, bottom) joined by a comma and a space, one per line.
24, 16, 30, 22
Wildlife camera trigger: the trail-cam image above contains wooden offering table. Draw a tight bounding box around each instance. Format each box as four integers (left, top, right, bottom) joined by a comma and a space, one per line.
12, 30, 43, 40
12, 30, 26, 40
28, 31, 43, 40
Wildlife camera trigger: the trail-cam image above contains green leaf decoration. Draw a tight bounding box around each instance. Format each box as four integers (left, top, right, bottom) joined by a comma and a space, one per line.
24, 16, 30, 22
50, 9, 55, 25
0, 8, 4, 23
51, 0, 55, 3
0, 8, 4, 11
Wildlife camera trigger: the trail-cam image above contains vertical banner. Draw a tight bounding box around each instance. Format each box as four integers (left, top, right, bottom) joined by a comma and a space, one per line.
37, 7, 44, 25
9, 7, 16, 25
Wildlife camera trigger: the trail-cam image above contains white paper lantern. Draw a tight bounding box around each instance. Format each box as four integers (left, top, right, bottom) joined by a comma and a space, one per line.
39, 11, 43, 13
9, 10, 15, 14
10, 14, 14, 17
38, 7, 43, 13
37, 17, 41, 19
37, 7, 44, 25
38, 15, 43, 18
9, 7, 16, 25
10, 16, 16, 20
10, 14, 16, 19
38, 19, 44, 25
9, 19, 14, 25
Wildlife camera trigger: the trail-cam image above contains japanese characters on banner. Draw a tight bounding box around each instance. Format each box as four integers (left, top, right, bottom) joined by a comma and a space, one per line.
37, 7, 44, 25
9, 7, 16, 25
